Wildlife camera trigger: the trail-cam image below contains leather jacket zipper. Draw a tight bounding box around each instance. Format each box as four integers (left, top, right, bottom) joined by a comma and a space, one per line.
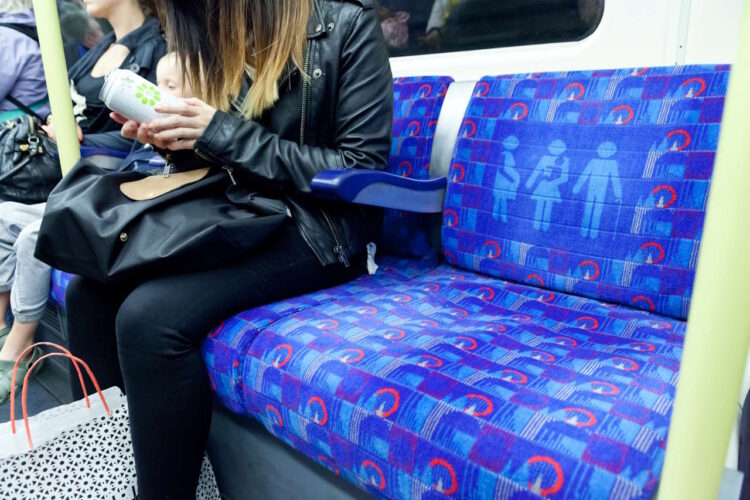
194, 147, 237, 185
299, 39, 350, 268
322, 208, 350, 267
222, 166, 237, 185
299, 40, 311, 147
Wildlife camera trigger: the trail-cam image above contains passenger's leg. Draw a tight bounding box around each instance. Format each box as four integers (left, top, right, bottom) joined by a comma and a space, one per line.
115, 223, 364, 499
0, 219, 51, 362
65, 276, 131, 398
0, 203, 47, 332
82, 130, 137, 152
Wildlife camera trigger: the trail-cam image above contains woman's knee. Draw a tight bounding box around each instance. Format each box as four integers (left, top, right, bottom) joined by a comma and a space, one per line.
115, 285, 188, 358
14, 222, 41, 258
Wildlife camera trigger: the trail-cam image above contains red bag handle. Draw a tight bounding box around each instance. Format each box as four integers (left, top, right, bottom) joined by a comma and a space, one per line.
9, 342, 111, 449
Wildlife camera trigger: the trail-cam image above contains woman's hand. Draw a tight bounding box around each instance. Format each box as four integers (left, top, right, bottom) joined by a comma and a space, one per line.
41, 116, 83, 143
112, 98, 217, 151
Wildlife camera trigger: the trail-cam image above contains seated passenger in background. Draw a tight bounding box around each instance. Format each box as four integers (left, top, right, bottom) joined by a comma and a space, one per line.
41, 0, 166, 151
0, 0, 50, 121
377, 0, 434, 54
0, 51, 189, 404
421, 0, 463, 49
59, 5, 104, 70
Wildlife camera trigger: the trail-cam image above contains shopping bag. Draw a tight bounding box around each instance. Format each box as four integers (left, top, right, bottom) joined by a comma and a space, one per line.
0, 342, 221, 499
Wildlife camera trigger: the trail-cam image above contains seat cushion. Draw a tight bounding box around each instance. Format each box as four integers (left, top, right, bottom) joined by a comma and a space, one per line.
381, 76, 453, 257
442, 65, 729, 319
202, 260, 682, 499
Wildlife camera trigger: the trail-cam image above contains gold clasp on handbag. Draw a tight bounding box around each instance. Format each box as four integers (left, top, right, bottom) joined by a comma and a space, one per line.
26, 136, 41, 155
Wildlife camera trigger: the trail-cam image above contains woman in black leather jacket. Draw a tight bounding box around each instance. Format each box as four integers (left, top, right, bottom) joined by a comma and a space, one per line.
65, 0, 393, 497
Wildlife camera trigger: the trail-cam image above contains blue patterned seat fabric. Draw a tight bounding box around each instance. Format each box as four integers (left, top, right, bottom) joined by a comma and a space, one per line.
52, 67, 727, 498
203, 257, 683, 499
202, 66, 728, 498
444, 65, 728, 319
381, 76, 454, 257
50, 269, 74, 309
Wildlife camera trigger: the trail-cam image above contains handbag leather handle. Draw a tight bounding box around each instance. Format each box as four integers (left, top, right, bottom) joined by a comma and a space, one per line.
9, 342, 110, 449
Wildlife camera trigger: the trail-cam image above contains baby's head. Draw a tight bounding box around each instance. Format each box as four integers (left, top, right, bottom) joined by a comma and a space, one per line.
156, 52, 194, 99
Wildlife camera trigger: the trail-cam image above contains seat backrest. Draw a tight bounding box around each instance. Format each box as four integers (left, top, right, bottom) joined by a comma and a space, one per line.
380, 76, 454, 257
441, 65, 730, 319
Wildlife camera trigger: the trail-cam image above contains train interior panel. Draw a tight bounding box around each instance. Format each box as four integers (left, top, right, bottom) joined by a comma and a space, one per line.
1, 0, 749, 498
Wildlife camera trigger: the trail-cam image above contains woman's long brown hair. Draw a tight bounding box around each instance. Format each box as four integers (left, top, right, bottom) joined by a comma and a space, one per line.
156, 0, 310, 119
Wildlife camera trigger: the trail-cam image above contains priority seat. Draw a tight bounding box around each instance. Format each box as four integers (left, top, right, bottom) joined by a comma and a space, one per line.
203, 65, 729, 498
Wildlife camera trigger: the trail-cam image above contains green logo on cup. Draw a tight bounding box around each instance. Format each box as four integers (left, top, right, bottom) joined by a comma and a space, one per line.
135, 82, 161, 107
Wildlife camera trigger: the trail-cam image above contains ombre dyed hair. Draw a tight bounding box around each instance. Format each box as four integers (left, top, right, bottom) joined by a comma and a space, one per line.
156, 0, 310, 119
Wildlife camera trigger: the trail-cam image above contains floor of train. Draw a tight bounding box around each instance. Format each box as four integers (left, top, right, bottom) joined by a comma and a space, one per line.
0, 364, 72, 424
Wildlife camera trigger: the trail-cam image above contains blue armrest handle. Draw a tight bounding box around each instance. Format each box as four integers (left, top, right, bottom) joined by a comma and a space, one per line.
311, 169, 447, 213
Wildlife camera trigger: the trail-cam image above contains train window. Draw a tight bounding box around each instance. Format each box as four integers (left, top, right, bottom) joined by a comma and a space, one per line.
377, 0, 604, 56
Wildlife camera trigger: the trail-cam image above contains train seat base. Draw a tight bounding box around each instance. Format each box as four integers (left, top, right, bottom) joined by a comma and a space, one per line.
202, 258, 683, 499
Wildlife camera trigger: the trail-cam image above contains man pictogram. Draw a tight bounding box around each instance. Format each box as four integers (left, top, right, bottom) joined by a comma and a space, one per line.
573, 141, 622, 239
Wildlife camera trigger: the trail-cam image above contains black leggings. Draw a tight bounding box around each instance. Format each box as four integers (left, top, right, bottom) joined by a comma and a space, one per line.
65, 222, 364, 499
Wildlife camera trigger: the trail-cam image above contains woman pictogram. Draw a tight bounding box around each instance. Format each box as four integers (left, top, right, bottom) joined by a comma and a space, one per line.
526, 139, 569, 231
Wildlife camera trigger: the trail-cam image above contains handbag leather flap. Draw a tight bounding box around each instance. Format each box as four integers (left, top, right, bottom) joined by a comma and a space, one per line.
119, 167, 211, 201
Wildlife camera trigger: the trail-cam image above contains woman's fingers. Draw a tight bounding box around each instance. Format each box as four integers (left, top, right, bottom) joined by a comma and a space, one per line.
120, 120, 139, 140
154, 101, 200, 117
42, 124, 57, 141
110, 112, 129, 125
147, 115, 198, 133
153, 127, 201, 142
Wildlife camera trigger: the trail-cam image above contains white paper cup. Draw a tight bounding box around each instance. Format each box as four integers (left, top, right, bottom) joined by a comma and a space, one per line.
100, 69, 183, 124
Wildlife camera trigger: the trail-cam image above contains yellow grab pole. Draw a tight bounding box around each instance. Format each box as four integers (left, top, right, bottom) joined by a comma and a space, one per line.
32, 0, 80, 174
659, 0, 750, 498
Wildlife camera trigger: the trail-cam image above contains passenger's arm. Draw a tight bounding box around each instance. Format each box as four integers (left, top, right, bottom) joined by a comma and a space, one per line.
192, 8, 393, 195
425, 0, 447, 33
0, 32, 27, 102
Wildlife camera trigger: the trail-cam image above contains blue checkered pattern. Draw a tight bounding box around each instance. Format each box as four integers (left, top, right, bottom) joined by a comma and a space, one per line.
381, 76, 453, 257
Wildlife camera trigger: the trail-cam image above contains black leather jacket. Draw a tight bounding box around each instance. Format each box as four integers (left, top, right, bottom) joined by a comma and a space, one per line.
193, 0, 393, 267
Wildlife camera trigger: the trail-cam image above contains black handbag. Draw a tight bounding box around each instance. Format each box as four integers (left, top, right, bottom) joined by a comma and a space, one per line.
0, 114, 62, 204
34, 158, 287, 285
